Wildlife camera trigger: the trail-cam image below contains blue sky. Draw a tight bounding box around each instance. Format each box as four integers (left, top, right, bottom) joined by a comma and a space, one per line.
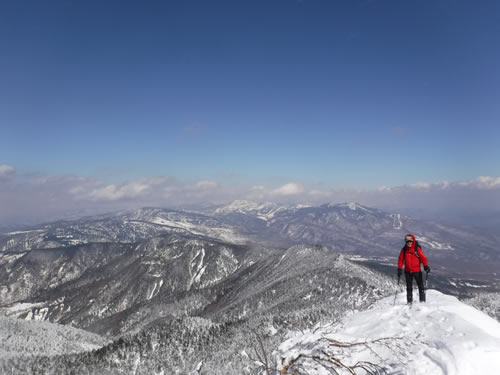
1, 1, 500, 224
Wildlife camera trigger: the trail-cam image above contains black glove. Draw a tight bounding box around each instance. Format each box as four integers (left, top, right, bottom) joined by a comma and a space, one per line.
424, 265, 430, 273
397, 268, 402, 277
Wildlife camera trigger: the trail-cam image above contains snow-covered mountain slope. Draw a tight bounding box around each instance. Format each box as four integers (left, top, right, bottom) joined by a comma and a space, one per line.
0, 207, 246, 254
211, 201, 500, 279
0, 234, 394, 340
464, 291, 500, 322
0, 245, 398, 374
201, 246, 394, 328
0, 234, 255, 334
273, 290, 500, 375
0, 242, 134, 305
0, 315, 107, 359
214, 200, 287, 219
2, 203, 499, 280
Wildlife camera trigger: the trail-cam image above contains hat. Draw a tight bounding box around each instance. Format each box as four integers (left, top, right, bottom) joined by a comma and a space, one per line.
405, 235, 414, 242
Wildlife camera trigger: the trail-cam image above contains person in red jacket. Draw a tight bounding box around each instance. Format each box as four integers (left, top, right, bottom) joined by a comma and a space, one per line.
397, 234, 430, 303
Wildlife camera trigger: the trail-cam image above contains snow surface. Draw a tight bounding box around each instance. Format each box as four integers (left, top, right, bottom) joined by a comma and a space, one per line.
145, 217, 246, 244
274, 290, 500, 375
419, 236, 454, 251
5, 229, 44, 236
214, 200, 287, 221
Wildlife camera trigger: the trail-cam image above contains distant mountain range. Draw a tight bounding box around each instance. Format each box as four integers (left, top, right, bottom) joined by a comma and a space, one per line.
1, 201, 499, 373
210, 201, 500, 276
2, 201, 499, 278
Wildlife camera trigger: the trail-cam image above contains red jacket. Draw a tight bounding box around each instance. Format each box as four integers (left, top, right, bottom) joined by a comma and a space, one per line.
398, 234, 429, 273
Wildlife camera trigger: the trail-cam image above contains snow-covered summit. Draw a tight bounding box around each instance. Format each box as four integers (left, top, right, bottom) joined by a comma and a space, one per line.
274, 290, 500, 374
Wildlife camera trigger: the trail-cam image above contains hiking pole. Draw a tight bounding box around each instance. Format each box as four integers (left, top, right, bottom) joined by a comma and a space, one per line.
393, 274, 400, 306
424, 270, 429, 289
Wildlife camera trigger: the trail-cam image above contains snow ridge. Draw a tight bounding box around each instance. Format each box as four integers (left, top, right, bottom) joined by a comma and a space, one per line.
275, 290, 500, 375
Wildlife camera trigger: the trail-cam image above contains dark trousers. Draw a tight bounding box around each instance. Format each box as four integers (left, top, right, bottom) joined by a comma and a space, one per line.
405, 271, 425, 303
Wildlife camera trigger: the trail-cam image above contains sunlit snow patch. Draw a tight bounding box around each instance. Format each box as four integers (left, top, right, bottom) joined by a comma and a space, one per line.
418, 236, 454, 251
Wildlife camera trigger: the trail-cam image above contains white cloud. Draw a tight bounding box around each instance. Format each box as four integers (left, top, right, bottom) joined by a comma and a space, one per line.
246, 185, 267, 201
83, 177, 226, 204
86, 182, 150, 201
250, 185, 266, 192
1, 168, 500, 228
272, 182, 305, 196
409, 181, 432, 190
0, 165, 16, 181
194, 180, 218, 190
439, 181, 450, 190
377, 185, 392, 192
87, 185, 121, 201
467, 176, 500, 190
308, 189, 332, 197
402, 177, 500, 192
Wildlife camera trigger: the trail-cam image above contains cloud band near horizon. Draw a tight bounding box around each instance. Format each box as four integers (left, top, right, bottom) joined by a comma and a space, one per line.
1, 164, 500, 226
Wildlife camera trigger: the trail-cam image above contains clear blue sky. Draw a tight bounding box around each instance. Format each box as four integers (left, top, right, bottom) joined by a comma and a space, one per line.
1, 0, 499, 189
